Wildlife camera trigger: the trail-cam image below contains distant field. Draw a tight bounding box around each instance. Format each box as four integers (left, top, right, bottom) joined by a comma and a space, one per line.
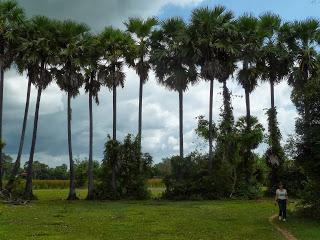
0, 189, 319, 240
9, 178, 165, 190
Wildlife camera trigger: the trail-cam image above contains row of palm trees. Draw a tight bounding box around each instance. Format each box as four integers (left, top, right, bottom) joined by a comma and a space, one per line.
0, 1, 319, 200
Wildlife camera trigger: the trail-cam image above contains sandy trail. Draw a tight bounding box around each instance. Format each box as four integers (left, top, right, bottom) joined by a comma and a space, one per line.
269, 214, 297, 240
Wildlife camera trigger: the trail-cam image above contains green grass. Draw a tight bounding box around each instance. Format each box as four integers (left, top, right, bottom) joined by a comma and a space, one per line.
284, 216, 320, 239
0, 189, 319, 240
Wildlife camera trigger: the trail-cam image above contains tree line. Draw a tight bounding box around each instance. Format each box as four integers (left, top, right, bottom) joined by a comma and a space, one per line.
0, 0, 318, 211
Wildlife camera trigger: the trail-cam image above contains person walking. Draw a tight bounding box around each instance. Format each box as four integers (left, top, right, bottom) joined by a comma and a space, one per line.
275, 182, 288, 222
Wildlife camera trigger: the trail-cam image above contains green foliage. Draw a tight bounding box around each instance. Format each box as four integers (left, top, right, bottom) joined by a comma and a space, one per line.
293, 76, 320, 218
0, 140, 5, 150
190, 6, 237, 81
125, 17, 157, 84
152, 158, 171, 178
163, 152, 264, 200
147, 178, 165, 188
97, 27, 137, 89
195, 115, 217, 141
264, 107, 286, 195
0, 0, 25, 70
95, 134, 152, 200
150, 17, 197, 92
191, 89, 265, 200
54, 20, 89, 97
74, 158, 100, 187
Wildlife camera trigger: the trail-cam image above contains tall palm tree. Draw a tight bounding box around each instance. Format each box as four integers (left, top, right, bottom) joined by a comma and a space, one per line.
83, 35, 101, 200
124, 17, 158, 145
5, 20, 34, 192
258, 14, 292, 190
97, 27, 136, 191
97, 26, 136, 141
190, 6, 234, 173
236, 14, 262, 130
0, 0, 25, 190
236, 15, 262, 183
21, 16, 58, 199
54, 20, 89, 200
288, 19, 320, 124
150, 17, 197, 162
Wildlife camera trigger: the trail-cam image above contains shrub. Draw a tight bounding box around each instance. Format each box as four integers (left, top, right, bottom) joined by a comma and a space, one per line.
162, 152, 265, 200
94, 134, 153, 200
147, 178, 164, 188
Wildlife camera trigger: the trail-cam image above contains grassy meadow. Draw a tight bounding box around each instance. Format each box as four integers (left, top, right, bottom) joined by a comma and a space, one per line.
0, 188, 319, 240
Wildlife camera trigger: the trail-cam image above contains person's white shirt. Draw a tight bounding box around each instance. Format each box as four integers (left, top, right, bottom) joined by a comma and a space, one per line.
276, 189, 287, 200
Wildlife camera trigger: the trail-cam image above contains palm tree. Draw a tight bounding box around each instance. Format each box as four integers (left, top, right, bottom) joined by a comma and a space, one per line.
258, 14, 292, 191
54, 20, 89, 200
5, 20, 34, 192
288, 19, 320, 124
21, 16, 58, 199
0, 0, 25, 190
97, 27, 136, 141
190, 6, 235, 173
150, 17, 197, 162
236, 14, 262, 130
83, 35, 101, 200
236, 15, 262, 183
97, 27, 136, 191
124, 17, 158, 145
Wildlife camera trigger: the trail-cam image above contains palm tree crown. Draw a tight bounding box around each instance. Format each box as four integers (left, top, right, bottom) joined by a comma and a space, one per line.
98, 26, 136, 89
150, 17, 197, 92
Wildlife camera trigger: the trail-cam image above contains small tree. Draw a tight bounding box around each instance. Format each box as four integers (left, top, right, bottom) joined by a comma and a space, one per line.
95, 134, 152, 200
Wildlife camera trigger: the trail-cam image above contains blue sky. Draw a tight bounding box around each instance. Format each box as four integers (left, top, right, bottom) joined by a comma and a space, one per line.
3, 0, 316, 166
160, 0, 320, 22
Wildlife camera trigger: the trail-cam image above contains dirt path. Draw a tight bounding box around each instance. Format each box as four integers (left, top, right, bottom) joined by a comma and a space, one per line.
269, 214, 298, 240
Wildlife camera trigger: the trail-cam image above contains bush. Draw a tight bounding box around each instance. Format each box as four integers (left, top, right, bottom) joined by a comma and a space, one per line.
296, 181, 320, 219
147, 178, 164, 188
162, 152, 264, 200
75, 159, 100, 187
94, 134, 153, 200
163, 154, 231, 200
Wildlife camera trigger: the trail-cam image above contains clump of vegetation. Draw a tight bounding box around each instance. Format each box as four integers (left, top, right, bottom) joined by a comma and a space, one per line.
162, 80, 265, 200
94, 134, 153, 200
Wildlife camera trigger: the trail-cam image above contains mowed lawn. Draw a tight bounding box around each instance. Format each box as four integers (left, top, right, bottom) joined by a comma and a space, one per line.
0, 189, 319, 240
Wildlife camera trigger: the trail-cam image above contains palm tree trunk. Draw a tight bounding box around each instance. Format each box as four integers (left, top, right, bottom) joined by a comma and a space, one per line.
244, 86, 252, 183
208, 78, 214, 173
112, 83, 117, 141
24, 86, 42, 199
6, 78, 32, 191
243, 60, 251, 130
67, 92, 77, 200
245, 87, 251, 129
179, 88, 184, 160
87, 88, 94, 200
270, 80, 275, 109
138, 77, 143, 144
0, 66, 3, 190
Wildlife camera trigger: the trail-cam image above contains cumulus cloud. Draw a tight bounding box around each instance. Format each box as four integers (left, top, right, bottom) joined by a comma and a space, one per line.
17, 0, 203, 31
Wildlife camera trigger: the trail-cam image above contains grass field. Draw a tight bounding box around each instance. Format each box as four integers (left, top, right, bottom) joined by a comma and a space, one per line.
0, 189, 319, 240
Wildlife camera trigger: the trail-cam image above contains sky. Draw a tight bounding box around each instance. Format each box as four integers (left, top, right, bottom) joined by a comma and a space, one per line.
3, 0, 319, 166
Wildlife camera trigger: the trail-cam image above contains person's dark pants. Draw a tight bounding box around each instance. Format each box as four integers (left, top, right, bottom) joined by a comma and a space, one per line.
278, 199, 287, 219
